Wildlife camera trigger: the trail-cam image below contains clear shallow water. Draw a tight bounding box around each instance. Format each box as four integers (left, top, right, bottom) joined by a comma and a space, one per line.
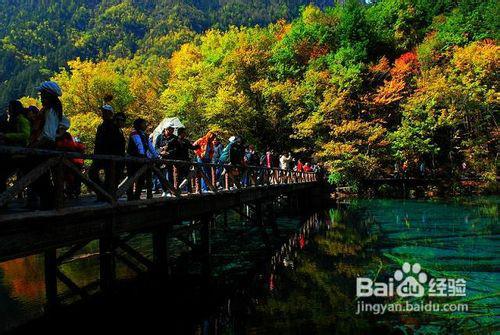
0, 197, 498, 334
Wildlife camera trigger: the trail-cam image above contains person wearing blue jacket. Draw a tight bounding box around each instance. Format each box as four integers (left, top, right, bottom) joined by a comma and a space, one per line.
126, 118, 158, 200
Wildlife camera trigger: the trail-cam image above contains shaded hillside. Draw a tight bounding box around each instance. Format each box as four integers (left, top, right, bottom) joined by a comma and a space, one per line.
0, 0, 336, 106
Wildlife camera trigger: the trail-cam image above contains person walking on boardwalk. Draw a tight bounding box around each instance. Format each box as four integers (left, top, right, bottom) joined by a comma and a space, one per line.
31, 81, 66, 209
154, 123, 178, 192
280, 152, 293, 170
245, 145, 259, 166
261, 148, 278, 184
176, 127, 200, 193
279, 152, 293, 183
193, 131, 216, 192
244, 144, 261, 185
127, 118, 158, 201
230, 136, 246, 186
296, 159, 303, 172
211, 136, 224, 186
212, 137, 224, 164
0, 100, 31, 194
217, 136, 236, 188
88, 105, 124, 199
0, 101, 30, 147
262, 148, 277, 169
32, 81, 65, 148
55, 118, 85, 199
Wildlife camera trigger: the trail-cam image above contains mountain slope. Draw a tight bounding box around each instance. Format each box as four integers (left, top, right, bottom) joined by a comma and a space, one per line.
0, 0, 336, 106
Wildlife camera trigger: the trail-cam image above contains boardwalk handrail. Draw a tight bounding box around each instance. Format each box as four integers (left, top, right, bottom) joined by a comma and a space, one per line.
0, 145, 317, 210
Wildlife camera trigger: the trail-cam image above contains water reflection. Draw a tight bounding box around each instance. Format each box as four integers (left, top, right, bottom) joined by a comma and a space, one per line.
246, 197, 499, 334
0, 197, 498, 334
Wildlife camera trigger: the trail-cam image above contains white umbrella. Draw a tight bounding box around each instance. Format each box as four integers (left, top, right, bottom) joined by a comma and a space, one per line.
151, 117, 185, 143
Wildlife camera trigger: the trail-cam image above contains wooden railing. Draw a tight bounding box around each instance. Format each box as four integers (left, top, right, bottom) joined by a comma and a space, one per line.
0, 145, 317, 210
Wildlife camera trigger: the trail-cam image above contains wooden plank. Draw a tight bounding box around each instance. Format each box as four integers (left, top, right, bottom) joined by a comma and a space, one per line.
197, 166, 217, 192
108, 160, 117, 198
55, 268, 89, 299
54, 159, 65, 209
61, 159, 116, 204
44, 249, 58, 310
200, 217, 211, 281
99, 236, 115, 293
115, 253, 144, 275
151, 165, 179, 197
115, 164, 149, 199
152, 228, 168, 269
56, 241, 91, 265
231, 207, 253, 221
0, 157, 58, 207
175, 234, 196, 249
115, 239, 154, 270
0, 183, 319, 263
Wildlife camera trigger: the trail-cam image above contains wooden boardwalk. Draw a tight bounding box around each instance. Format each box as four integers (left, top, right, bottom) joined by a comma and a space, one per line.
0, 145, 322, 311
0, 182, 318, 262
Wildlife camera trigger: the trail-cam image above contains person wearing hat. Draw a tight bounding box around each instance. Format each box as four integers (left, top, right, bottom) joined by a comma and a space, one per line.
26, 81, 64, 209
34, 81, 63, 148
55, 118, 85, 199
155, 122, 178, 159
154, 122, 178, 193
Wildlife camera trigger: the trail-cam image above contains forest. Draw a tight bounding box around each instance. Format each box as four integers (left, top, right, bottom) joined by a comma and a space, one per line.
0, 0, 336, 106
2, 0, 499, 189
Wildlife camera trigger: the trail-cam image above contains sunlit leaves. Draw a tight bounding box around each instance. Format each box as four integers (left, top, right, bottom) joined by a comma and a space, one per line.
11, 1, 496, 188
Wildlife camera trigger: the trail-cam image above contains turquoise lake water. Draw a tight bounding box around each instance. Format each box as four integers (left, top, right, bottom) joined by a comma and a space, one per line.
0, 196, 498, 334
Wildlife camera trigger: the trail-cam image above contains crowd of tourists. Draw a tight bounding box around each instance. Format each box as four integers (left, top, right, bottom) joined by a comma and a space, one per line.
0, 81, 320, 209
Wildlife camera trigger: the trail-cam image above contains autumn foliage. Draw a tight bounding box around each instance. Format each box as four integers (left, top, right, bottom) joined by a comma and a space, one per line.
18, 1, 499, 188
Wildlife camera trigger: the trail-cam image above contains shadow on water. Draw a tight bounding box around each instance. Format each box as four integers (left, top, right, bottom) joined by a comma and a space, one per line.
0, 196, 498, 334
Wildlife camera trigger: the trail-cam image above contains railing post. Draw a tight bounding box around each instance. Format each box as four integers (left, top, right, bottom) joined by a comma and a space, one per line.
153, 226, 169, 276
173, 165, 178, 190
200, 216, 211, 281
190, 168, 195, 194
195, 167, 201, 193
54, 158, 64, 209
108, 160, 117, 200
211, 167, 216, 189
255, 201, 263, 226
146, 164, 153, 199
100, 218, 115, 293
44, 248, 58, 311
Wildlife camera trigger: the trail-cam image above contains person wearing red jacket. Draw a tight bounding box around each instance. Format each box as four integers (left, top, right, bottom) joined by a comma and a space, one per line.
56, 130, 86, 199
296, 159, 304, 172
